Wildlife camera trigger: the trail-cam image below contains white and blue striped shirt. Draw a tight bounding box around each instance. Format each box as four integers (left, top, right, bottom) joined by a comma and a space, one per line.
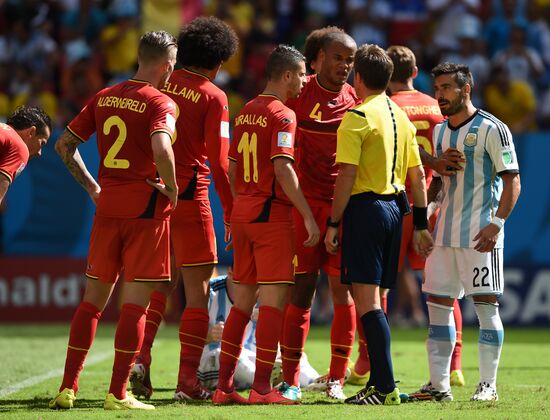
206, 276, 256, 352
433, 110, 519, 249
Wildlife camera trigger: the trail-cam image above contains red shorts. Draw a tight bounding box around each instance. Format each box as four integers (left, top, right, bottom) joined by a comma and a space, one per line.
171, 200, 217, 267
294, 206, 340, 277
86, 215, 170, 283
398, 211, 437, 272
231, 221, 295, 285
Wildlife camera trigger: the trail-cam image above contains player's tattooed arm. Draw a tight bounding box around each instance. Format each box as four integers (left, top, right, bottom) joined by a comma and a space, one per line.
55, 130, 101, 204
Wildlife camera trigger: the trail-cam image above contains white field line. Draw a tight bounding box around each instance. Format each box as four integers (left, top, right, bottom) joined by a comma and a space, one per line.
0, 351, 112, 398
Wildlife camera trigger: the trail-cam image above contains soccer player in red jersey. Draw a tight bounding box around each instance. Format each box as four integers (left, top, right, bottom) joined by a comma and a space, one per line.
129, 16, 238, 402
213, 45, 319, 405
349, 45, 467, 387
49, 31, 178, 411
0, 105, 51, 204
280, 31, 359, 400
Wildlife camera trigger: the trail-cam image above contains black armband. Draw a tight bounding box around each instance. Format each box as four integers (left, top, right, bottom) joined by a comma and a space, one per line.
413, 206, 428, 230
326, 217, 340, 228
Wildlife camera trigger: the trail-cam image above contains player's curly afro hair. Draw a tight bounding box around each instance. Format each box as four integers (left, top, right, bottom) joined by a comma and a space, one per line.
177, 16, 239, 70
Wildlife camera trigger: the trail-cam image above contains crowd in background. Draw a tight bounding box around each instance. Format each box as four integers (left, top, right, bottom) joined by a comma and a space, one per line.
1, 0, 550, 134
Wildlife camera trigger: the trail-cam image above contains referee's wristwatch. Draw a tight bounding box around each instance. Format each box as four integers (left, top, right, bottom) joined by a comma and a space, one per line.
491, 216, 505, 230
326, 217, 340, 228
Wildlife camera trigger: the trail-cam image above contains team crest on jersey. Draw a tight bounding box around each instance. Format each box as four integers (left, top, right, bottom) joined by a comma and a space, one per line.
502, 150, 513, 165
14, 162, 26, 179
464, 132, 477, 147
277, 131, 293, 148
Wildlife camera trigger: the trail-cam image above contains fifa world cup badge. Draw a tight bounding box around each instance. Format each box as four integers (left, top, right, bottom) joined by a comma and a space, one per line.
464, 132, 477, 147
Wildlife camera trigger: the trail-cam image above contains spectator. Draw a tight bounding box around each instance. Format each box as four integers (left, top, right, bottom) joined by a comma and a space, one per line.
492, 23, 544, 84
442, 15, 490, 106
485, 64, 537, 135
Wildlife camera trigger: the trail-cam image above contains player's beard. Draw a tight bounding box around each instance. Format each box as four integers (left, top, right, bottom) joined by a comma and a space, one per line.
439, 93, 466, 117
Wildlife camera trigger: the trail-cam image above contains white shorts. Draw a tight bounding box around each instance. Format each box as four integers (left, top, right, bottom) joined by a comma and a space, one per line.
198, 347, 256, 390
424, 246, 503, 299
197, 346, 320, 389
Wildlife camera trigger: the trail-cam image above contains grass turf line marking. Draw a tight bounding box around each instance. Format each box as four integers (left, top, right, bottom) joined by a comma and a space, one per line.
0, 351, 112, 398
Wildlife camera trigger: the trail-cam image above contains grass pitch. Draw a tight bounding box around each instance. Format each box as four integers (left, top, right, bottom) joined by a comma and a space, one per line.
0, 324, 548, 419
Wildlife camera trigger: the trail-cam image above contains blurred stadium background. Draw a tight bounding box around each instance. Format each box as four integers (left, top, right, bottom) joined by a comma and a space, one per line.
0, 0, 549, 328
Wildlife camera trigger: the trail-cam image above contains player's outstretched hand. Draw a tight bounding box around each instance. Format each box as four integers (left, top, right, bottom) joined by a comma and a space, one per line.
413, 229, 434, 258
324, 226, 339, 255
435, 147, 466, 176
146, 178, 178, 209
473, 223, 500, 253
303, 216, 320, 247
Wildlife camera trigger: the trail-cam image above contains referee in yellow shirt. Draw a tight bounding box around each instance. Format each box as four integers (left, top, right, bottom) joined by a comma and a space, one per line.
325, 44, 434, 406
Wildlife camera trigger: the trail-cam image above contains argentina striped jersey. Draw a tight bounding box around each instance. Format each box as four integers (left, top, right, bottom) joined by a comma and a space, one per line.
206, 276, 256, 352
433, 110, 519, 249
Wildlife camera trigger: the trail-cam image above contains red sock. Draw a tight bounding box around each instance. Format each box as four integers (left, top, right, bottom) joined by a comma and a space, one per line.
281, 304, 310, 386
253, 305, 283, 394
451, 300, 463, 371
177, 308, 209, 388
381, 294, 388, 313
329, 303, 356, 381
109, 303, 146, 400
354, 310, 371, 375
138, 291, 167, 367
60, 301, 101, 393
218, 307, 249, 393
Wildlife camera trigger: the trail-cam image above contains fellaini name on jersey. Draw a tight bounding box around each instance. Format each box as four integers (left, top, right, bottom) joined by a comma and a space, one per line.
234, 114, 268, 128
162, 82, 202, 103
97, 96, 146, 113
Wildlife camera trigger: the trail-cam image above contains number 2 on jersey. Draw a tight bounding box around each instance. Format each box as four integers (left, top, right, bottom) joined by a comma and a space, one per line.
237, 132, 258, 183
103, 116, 129, 169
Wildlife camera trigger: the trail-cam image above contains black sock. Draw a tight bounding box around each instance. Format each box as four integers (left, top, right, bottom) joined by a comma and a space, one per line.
361, 309, 395, 393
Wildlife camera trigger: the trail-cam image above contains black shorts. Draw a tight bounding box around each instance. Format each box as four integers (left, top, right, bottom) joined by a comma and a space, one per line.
341, 192, 402, 289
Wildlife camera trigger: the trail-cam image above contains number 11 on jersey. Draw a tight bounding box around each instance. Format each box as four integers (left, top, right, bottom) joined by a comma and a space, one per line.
237, 132, 258, 183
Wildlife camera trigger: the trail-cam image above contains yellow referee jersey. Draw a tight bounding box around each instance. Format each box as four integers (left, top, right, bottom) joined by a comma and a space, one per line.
336, 93, 422, 196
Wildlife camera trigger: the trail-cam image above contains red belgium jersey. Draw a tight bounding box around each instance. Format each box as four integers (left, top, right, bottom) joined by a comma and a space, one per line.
0, 123, 29, 184
161, 68, 233, 222
229, 94, 296, 223
391, 90, 444, 194
68, 79, 176, 220
286, 75, 359, 205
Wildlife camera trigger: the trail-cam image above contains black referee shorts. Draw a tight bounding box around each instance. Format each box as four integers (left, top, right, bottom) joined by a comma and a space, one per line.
341, 192, 402, 289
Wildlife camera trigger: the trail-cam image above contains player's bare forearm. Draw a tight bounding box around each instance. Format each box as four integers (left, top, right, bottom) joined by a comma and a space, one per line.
330, 163, 357, 222
55, 130, 100, 199
495, 172, 521, 220
228, 160, 237, 198
427, 176, 443, 205
151, 133, 177, 191
0, 177, 10, 205
274, 157, 312, 221
407, 164, 427, 208
274, 157, 320, 246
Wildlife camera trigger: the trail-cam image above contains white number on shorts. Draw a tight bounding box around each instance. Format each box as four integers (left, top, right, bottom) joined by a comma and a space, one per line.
473, 267, 490, 287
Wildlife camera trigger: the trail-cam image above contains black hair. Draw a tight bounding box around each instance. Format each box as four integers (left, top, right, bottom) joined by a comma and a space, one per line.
7, 105, 51, 135
265, 44, 305, 80
431, 62, 474, 89
177, 16, 238, 69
